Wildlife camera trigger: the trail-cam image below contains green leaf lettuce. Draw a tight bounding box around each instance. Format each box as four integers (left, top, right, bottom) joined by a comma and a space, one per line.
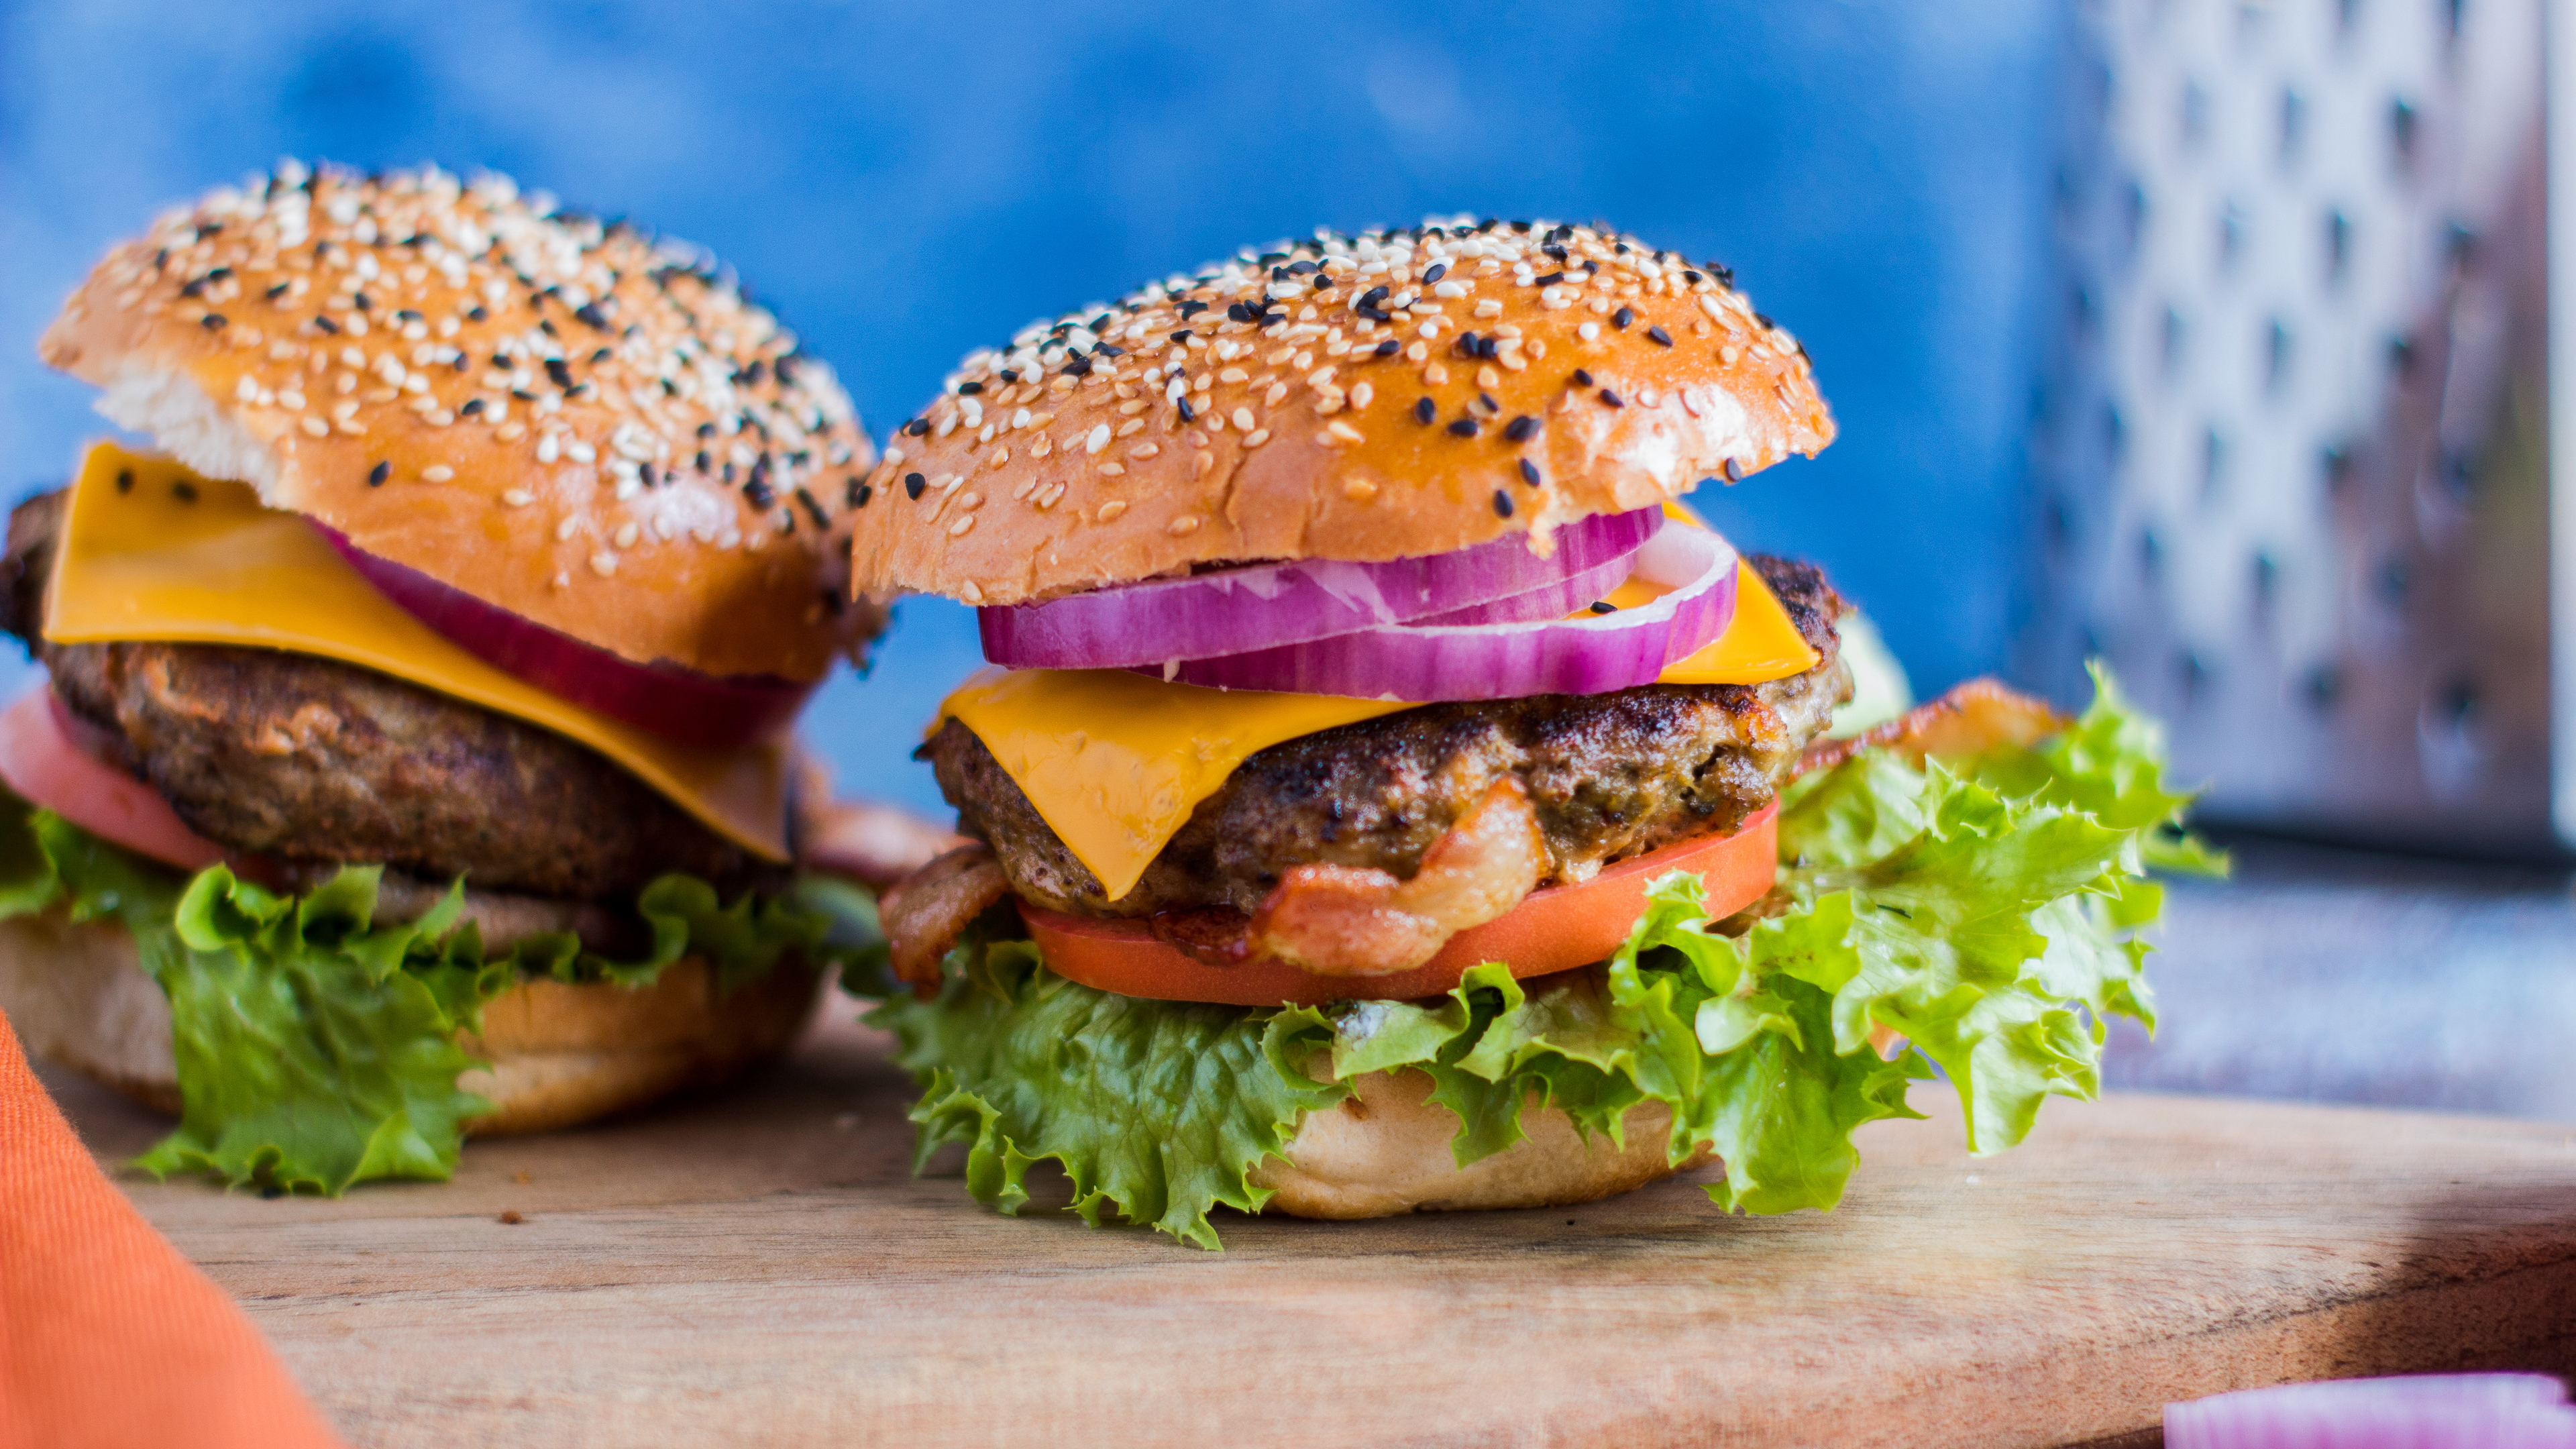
0, 790, 882, 1194
870, 667, 2218, 1247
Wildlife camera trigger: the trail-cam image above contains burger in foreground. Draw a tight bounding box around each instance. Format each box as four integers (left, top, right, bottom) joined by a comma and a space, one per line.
0, 163, 891, 1194
853, 218, 2216, 1247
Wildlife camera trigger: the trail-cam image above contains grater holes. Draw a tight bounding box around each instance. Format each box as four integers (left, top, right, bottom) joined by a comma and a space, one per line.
2265, 317, 2294, 397
2325, 207, 2353, 283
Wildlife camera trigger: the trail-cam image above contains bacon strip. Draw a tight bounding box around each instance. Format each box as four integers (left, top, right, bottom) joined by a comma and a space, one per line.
1247, 777, 1548, 977
881, 843, 1010, 986
1797, 678, 2066, 776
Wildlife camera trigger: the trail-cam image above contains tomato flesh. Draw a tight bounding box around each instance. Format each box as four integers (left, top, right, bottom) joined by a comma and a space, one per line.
0, 688, 225, 871
1021, 800, 1778, 1006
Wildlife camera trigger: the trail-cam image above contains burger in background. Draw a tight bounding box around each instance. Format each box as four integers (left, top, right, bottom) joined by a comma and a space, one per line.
853, 217, 2216, 1246
0, 162, 902, 1195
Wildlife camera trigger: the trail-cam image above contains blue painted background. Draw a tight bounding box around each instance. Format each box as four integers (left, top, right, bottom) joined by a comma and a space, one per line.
0, 0, 2053, 816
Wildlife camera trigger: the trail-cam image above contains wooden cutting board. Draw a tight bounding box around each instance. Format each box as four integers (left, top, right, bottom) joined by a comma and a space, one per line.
45, 1007, 2576, 1449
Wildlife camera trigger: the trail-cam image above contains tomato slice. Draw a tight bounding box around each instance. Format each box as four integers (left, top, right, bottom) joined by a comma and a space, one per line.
1022, 800, 1778, 1006
0, 688, 225, 871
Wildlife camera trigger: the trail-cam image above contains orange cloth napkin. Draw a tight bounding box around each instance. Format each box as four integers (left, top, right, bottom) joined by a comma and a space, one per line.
0, 1014, 342, 1449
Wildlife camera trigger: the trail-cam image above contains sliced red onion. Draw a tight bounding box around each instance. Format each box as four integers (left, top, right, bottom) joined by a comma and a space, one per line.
313, 523, 814, 751
1149, 523, 1738, 701
980, 506, 1663, 669
2165, 1374, 2576, 1449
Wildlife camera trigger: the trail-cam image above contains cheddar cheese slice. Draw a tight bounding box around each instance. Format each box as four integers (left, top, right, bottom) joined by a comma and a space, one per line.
46, 442, 790, 859
942, 558, 1820, 900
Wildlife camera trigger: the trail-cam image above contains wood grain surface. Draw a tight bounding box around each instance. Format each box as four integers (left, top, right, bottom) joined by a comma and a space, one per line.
41, 1004, 2576, 1449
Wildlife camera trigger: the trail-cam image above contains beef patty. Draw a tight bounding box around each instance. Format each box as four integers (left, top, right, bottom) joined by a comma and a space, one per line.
2, 490, 772, 901
927, 552, 1850, 920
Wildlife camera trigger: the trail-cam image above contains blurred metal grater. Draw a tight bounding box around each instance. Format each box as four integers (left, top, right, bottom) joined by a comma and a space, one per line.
2021, 0, 2570, 854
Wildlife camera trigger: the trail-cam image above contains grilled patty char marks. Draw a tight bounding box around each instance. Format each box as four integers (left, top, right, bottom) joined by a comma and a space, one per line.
927, 553, 1850, 920
1, 489, 769, 901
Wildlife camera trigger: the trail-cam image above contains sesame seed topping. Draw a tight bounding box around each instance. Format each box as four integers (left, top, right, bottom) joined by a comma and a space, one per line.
1503, 415, 1538, 442
1413, 397, 1436, 425
1519, 458, 1544, 487
1491, 488, 1513, 518
367, 460, 390, 487
1598, 388, 1624, 407
1589, 600, 1617, 614
1446, 418, 1478, 438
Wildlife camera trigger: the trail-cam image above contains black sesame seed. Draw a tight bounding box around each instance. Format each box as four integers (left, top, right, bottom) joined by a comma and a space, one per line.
999, 368, 1020, 382
313, 315, 338, 334
745, 480, 777, 509
352, 292, 372, 311
1413, 397, 1437, 425
1542, 244, 1568, 262
1756, 312, 1776, 329
592, 347, 612, 365
1599, 388, 1624, 407
1534, 271, 1564, 287
1503, 415, 1538, 442
904, 472, 926, 500
367, 461, 390, 487
199, 313, 226, 330
1177, 299, 1209, 318
512, 388, 540, 402
1355, 305, 1392, 323
1448, 419, 1479, 438
722, 462, 736, 482
574, 303, 610, 331
904, 418, 930, 437
741, 359, 768, 386
538, 319, 559, 338
1519, 458, 1544, 487
544, 358, 574, 388
1722, 458, 1745, 482
115, 469, 133, 494
695, 450, 712, 473
1646, 325, 1674, 347
1064, 356, 1093, 376
1358, 286, 1391, 309
460, 398, 486, 416
490, 352, 512, 368
1491, 488, 1514, 518
264, 282, 290, 301
395, 308, 423, 323
465, 305, 488, 321
1571, 368, 1594, 387
1373, 339, 1401, 358
798, 488, 830, 529
696, 421, 717, 438
172, 481, 197, 504
1289, 259, 1319, 275
639, 463, 656, 488
1682, 269, 1703, 286
1589, 600, 1617, 614
1612, 307, 1635, 329
957, 381, 984, 395
1226, 301, 1256, 323
452, 355, 470, 372
1423, 262, 1448, 284
178, 278, 208, 299
850, 480, 873, 509
1477, 391, 1499, 413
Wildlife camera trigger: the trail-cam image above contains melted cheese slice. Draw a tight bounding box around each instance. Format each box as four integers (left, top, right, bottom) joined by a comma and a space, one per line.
942, 555, 1820, 900
47, 442, 789, 859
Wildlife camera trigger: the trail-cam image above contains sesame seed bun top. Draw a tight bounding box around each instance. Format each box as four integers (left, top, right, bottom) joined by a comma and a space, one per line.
847, 217, 1834, 608
38, 161, 877, 683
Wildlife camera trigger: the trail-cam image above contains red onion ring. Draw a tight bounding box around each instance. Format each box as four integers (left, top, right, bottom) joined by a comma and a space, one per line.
313, 524, 814, 751
1148, 524, 1739, 700
980, 506, 1663, 669
2164, 1373, 2576, 1449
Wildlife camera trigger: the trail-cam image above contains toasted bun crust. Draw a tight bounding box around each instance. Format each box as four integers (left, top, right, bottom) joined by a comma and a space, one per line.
850, 219, 1833, 606
39, 162, 873, 681
1251, 1065, 1711, 1218
0, 911, 819, 1135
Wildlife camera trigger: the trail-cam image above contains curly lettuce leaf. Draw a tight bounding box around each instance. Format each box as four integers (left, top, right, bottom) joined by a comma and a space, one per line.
869, 669, 2214, 1247
0, 794, 880, 1194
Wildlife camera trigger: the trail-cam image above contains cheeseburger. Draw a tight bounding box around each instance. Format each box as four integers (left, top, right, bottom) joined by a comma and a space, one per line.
855, 217, 2212, 1246
0, 162, 890, 1195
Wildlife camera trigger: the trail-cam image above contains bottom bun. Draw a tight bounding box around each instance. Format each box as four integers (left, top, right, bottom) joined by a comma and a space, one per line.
1251, 1066, 1713, 1218
0, 910, 820, 1135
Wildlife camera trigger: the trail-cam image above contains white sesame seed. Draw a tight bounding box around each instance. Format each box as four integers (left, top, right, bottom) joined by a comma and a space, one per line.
1095, 500, 1129, 521
1241, 428, 1270, 448
568, 442, 596, 463
614, 522, 641, 549
1230, 407, 1254, 431
1349, 382, 1375, 409
1167, 514, 1202, 536
299, 417, 330, 438
590, 551, 618, 578
422, 464, 455, 482
235, 376, 260, 402
1083, 423, 1112, 455
556, 517, 580, 541
502, 489, 535, 507
614, 478, 642, 500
